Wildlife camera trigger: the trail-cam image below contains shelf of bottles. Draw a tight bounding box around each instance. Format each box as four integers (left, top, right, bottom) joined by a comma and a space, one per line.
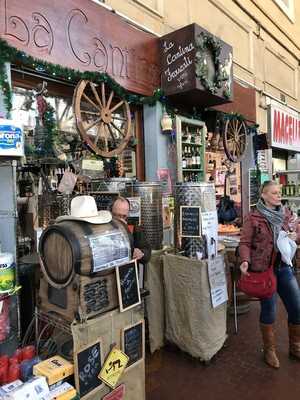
281, 182, 300, 199
175, 115, 206, 183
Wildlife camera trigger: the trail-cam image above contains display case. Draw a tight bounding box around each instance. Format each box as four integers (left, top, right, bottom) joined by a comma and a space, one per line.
175, 116, 206, 183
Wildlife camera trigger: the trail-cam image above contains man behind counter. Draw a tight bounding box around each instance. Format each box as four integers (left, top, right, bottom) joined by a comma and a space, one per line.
111, 197, 151, 264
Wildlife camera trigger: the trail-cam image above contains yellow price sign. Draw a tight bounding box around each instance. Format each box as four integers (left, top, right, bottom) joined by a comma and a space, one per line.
99, 348, 129, 389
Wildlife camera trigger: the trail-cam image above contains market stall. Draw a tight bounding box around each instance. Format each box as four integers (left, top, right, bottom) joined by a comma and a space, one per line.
0, 3, 258, 398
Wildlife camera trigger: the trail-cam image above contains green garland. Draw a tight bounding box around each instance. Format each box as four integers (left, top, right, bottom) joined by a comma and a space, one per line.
195, 32, 230, 97
0, 60, 12, 117
0, 38, 163, 117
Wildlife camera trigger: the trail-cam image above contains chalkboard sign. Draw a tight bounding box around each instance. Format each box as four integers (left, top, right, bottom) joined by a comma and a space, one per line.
249, 169, 261, 209
180, 206, 201, 237
116, 260, 141, 312
74, 340, 103, 399
122, 320, 144, 369
90, 192, 119, 211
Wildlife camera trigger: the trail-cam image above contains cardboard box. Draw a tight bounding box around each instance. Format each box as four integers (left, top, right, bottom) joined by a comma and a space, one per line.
0, 380, 23, 396
41, 382, 76, 400
4, 376, 49, 400
33, 356, 74, 386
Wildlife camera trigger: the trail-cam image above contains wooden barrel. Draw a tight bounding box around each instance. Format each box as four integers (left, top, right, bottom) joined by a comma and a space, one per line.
39, 219, 131, 288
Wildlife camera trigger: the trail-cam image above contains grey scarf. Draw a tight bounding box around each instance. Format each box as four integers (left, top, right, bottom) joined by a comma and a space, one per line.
256, 199, 284, 249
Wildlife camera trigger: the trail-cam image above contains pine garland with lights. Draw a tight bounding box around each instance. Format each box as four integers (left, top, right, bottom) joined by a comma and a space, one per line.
0, 38, 164, 118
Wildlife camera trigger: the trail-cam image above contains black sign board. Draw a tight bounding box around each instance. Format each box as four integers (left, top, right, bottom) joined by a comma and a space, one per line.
116, 260, 141, 312
249, 169, 261, 209
74, 340, 103, 399
180, 206, 201, 238
90, 192, 119, 211
122, 320, 144, 369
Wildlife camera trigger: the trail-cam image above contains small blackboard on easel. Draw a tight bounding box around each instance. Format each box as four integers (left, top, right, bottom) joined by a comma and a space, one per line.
180, 206, 201, 238
74, 339, 103, 399
122, 320, 145, 369
116, 260, 141, 312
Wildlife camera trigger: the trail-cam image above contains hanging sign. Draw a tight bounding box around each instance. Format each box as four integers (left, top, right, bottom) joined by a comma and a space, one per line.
270, 101, 300, 152
201, 211, 218, 259
103, 384, 126, 400
116, 260, 141, 312
122, 320, 145, 369
207, 255, 228, 308
74, 340, 103, 399
99, 348, 129, 389
0, 119, 24, 157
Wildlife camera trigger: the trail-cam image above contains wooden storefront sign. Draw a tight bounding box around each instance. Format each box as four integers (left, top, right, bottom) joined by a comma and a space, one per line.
161, 23, 233, 107
0, 0, 160, 95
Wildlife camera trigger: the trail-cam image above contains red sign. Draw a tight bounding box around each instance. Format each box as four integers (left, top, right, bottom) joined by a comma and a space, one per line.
270, 102, 300, 151
103, 384, 125, 400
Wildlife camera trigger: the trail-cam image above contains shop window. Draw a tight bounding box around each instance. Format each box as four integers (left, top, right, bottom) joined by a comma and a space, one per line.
11, 70, 144, 179
273, 0, 295, 22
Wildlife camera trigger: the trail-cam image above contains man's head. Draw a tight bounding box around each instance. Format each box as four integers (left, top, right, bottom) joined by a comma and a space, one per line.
111, 197, 130, 223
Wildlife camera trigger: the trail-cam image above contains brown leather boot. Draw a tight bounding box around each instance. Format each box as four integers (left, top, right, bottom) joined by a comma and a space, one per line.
288, 324, 300, 360
260, 323, 280, 369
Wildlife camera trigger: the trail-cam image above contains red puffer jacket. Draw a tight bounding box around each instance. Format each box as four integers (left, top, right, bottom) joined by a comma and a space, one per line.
239, 209, 295, 271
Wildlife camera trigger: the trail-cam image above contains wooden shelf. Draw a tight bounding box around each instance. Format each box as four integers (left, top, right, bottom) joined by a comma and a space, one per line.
181, 142, 202, 146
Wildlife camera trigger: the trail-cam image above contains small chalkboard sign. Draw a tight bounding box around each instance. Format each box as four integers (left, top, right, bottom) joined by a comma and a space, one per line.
74, 339, 103, 399
116, 260, 141, 312
90, 192, 119, 211
122, 320, 144, 369
180, 206, 201, 238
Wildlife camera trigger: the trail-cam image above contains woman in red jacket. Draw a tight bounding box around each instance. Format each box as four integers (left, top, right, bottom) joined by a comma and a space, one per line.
239, 180, 300, 369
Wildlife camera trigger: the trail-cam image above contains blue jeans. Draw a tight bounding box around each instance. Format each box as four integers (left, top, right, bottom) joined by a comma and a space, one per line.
260, 263, 300, 325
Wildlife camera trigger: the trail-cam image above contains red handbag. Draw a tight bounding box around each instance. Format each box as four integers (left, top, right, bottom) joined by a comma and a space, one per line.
237, 266, 277, 299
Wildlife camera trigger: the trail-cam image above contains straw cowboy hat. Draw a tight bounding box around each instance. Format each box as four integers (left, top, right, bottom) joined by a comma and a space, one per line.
56, 195, 112, 224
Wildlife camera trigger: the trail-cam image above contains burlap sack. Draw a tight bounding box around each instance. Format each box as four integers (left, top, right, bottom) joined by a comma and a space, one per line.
163, 254, 227, 361
72, 307, 145, 400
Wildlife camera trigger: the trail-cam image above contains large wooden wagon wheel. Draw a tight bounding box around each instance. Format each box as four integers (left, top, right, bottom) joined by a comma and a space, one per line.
73, 80, 132, 158
223, 117, 248, 163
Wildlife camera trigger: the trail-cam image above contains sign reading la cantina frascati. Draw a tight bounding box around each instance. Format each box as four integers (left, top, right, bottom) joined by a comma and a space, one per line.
270, 100, 300, 152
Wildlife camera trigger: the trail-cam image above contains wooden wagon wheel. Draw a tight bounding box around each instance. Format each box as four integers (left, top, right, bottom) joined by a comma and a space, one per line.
73, 80, 132, 158
223, 118, 248, 163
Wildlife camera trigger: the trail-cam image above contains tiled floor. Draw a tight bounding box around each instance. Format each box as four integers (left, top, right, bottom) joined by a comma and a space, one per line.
146, 301, 300, 400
